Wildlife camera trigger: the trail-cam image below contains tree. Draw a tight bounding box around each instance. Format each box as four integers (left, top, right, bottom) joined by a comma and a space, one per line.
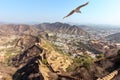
117, 49, 120, 56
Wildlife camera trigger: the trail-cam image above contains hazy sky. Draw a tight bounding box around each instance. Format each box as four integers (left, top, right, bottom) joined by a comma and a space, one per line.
0, 0, 120, 25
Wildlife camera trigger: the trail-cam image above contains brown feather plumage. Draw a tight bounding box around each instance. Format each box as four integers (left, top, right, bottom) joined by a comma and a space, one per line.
63, 2, 89, 19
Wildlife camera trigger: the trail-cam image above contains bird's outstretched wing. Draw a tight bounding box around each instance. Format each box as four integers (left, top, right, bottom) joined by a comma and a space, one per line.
63, 2, 89, 19
63, 10, 74, 19
76, 2, 89, 10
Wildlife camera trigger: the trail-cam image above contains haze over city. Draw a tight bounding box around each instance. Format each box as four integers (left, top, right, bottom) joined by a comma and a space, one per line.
0, 0, 120, 25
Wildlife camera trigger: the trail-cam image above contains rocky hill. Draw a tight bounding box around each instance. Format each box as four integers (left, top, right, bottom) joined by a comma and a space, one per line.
0, 24, 40, 36
37, 22, 88, 35
67, 55, 120, 80
0, 34, 72, 80
106, 32, 120, 43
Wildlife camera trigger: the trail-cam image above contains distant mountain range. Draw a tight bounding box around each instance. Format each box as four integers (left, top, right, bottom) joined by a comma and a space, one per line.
0, 22, 88, 36
0, 24, 40, 36
37, 22, 88, 35
106, 32, 120, 43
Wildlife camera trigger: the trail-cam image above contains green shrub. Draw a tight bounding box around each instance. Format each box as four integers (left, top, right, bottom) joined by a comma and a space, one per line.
117, 49, 120, 56
42, 59, 47, 65
96, 53, 104, 59
66, 54, 93, 72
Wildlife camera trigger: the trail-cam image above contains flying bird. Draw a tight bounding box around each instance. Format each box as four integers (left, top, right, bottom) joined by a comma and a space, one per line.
63, 2, 89, 19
